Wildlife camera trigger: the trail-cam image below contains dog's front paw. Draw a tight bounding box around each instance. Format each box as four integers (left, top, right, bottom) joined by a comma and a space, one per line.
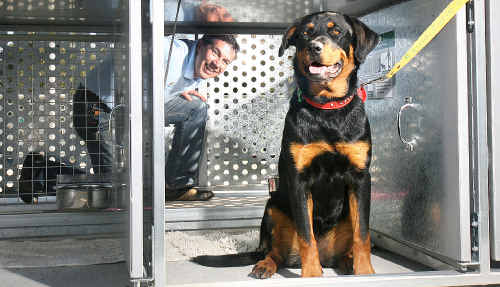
354, 262, 375, 275
302, 263, 323, 277
250, 258, 277, 279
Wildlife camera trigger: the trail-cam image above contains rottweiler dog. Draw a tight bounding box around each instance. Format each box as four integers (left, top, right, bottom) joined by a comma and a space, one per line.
250, 11, 379, 278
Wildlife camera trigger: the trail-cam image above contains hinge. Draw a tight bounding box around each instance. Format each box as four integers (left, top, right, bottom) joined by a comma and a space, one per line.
130, 277, 154, 287
470, 211, 479, 262
466, 0, 475, 33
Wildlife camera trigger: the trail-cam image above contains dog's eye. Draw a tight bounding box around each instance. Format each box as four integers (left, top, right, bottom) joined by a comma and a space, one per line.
330, 28, 341, 36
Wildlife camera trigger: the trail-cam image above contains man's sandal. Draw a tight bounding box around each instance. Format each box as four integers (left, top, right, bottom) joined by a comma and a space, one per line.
166, 187, 214, 201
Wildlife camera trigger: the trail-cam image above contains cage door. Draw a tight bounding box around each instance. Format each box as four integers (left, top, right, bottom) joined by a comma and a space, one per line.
116, 0, 144, 280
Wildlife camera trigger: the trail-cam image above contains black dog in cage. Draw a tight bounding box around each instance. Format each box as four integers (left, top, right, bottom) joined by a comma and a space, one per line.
18, 152, 84, 204
18, 85, 112, 204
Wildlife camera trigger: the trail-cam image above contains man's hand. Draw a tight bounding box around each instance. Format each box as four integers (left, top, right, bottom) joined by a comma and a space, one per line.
181, 90, 207, 102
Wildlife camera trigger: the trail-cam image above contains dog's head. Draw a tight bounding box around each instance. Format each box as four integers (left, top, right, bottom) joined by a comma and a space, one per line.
279, 12, 379, 99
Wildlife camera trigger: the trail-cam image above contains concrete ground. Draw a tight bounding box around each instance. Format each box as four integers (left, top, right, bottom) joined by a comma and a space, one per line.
0, 235, 128, 287
0, 262, 130, 287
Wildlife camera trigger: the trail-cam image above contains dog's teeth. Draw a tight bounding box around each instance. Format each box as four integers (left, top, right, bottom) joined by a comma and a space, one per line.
309, 65, 326, 74
309, 64, 341, 77
327, 65, 338, 73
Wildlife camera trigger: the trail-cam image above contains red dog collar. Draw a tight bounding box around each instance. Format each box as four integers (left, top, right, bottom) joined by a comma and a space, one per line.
299, 86, 367, 110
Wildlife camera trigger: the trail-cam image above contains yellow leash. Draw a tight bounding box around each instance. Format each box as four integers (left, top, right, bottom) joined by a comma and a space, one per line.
362, 0, 470, 86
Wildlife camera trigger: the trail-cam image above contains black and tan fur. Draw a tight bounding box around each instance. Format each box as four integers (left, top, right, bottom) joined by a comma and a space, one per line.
192, 11, 379, 279
251, 11, 379, 279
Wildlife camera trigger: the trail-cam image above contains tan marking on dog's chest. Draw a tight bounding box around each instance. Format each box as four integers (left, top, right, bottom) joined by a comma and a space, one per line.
290, 141, 335, 172
335, 141, 370, 170
290, 141, 369, 172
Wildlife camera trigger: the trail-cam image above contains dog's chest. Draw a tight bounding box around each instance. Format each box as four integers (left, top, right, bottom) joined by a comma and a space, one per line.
286, 104, 371, 172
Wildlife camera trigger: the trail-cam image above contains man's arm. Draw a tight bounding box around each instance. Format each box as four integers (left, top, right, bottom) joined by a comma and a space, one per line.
180, 89, 207, 102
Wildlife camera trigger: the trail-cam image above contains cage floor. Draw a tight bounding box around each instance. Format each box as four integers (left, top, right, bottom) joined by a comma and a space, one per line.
165, 229, 433, 286
165, 191, 268, 231
165, 191, 269, 209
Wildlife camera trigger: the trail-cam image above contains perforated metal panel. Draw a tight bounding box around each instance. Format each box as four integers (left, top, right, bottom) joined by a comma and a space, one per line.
0, 0, 78, 15
199, 34, 295, 188
197, 0, 319, 22
0, 0, 120, 26
0, 36, 114, 199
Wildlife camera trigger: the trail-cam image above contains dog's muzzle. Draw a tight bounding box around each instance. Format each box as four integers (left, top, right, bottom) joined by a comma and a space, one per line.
308, 40, 324, 56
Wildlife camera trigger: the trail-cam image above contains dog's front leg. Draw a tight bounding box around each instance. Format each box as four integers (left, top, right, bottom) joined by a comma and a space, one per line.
290, 187, 323, 277
348, 173, 375, 275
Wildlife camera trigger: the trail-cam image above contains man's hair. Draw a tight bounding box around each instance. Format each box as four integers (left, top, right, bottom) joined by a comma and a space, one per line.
199, 34, 240, 54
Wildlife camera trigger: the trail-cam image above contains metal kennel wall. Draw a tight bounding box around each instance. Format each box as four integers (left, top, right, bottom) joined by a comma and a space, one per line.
359, 0, 473, 269
200, 34, 294, 188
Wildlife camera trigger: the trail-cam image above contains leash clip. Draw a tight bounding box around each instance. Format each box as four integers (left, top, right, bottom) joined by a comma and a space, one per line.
360, 76, 387, 87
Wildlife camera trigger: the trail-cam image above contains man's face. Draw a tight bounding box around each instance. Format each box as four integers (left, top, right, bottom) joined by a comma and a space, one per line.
194, 39, 236, 79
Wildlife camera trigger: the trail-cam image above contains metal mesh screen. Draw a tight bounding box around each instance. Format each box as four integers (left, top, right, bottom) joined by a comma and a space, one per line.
0, 36, 114, 200
199, 34, 295, 188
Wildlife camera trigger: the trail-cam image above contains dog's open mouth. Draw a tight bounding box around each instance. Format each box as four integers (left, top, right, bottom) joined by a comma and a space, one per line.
307, 61, 343, 79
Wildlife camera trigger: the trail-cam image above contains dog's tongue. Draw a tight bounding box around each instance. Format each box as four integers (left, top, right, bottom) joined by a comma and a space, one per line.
309, 65, 328, 74
309, 65, 338, 75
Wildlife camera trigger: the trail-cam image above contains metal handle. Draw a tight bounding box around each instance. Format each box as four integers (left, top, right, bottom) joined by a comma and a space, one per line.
397, 98, 421, 151
109, 104, 126, 148
109, 104, 126, 133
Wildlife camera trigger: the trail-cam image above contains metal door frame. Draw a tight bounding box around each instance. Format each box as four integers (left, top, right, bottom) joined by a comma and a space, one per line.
128, 0, 144, 280
487, 0, 500, 261
151, 0, 166, 285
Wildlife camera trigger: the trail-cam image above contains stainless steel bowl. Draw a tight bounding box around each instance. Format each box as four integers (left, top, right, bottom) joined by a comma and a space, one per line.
56, 184, 112, 210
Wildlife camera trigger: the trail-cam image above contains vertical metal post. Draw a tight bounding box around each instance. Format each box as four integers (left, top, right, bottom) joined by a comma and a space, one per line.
487, 0, 500, 263
469, 0, 490, 274
129, 0, 144, 279
152, 0, 166, 285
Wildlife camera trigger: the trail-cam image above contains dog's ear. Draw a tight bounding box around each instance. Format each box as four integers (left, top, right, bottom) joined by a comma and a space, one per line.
278, 24, 298, 57
346, 16, 380, 63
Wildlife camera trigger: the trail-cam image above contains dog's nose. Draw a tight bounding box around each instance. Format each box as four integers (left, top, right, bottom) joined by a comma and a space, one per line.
308, 41, 323, 55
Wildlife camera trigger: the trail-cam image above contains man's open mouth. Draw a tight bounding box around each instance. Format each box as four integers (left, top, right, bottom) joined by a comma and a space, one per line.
205, 63, 219, 75
307, 60, 343, 79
